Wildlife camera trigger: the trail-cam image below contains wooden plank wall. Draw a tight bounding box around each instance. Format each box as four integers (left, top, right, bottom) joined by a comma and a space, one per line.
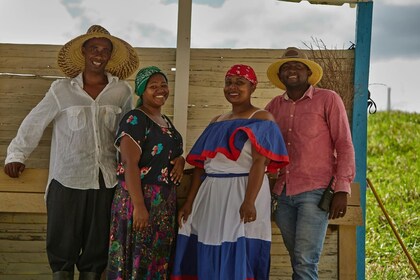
0, 169, 361, 280
0, 44, 358, 279
0, 44, 354, 167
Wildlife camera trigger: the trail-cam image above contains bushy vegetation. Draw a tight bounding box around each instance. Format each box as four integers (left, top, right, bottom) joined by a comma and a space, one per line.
366, 111, 420, 279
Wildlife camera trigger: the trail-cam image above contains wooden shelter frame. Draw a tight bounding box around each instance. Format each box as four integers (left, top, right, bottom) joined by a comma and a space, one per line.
0, 1, 372, 279
171, 1, 373, 279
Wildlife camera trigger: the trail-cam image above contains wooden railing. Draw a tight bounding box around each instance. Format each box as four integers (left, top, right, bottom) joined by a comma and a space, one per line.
0, 168, 362, 279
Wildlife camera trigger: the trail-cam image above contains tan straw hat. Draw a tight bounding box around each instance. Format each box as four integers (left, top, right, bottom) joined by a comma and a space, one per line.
57, 25, 139, 79
266, 47, 323, 90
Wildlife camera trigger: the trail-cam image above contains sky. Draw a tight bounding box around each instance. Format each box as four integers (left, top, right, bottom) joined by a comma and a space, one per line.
1, 0, 419, 113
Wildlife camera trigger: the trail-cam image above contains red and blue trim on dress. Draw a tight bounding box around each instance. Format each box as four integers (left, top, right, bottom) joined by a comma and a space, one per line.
171, 119, 289, 280
185, 119, 289, 173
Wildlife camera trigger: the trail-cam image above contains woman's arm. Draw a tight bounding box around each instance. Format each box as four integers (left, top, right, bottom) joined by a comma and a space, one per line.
119, 135, 149, 231
240, 145, 269, 223
177, 166, 205, 227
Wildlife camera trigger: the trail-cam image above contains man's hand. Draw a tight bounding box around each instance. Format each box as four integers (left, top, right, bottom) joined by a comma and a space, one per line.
4, 162, 25, 178
329, 192, 347, 219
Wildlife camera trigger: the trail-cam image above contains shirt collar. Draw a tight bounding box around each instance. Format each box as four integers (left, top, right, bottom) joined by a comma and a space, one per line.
70, 72, 118, 87
283, 85, 315, 101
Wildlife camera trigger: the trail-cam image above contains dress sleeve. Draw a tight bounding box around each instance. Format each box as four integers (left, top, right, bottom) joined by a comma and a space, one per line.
231, 120, 289, 172
114, 110, 149, 152
186, 119, 289, 171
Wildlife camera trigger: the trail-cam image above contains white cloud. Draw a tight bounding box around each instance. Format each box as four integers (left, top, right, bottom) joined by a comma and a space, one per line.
369, 58, 420, 113
383, 0, 420, 5
0, 0, 418, 112
0, 0, 78, 44
191, 0, 356, 49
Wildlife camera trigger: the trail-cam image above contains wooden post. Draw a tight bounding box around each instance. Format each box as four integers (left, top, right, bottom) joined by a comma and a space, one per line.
352, 2, 373, 280
174, 0, 192, 153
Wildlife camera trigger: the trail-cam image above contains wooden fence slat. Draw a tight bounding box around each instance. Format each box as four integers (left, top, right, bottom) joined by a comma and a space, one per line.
0, 213, 46, 224
0, 169, 48, 193
339, 225, 357, 279
0, 193, 45, 214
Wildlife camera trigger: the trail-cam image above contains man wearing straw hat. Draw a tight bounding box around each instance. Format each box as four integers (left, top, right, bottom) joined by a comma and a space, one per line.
265, 47, 355, 280
4, 25, 139, 280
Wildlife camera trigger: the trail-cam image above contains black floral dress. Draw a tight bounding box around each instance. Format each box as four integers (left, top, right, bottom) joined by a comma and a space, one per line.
107, 109, 183, 280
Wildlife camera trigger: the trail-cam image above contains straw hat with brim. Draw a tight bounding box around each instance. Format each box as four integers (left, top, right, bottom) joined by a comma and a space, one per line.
267, 47, 323, 90
57, 25, 139, 80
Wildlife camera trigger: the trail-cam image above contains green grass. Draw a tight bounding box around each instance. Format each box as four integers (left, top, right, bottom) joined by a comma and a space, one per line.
366, 111, 420, 279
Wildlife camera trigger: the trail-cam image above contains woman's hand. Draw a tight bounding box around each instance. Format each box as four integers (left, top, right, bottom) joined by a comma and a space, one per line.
240, 146, 265, 224
177, 200, 193, 228
132, 203, 149, 231
177, 167, 204, 228
170, 156, 185, 184
239, 200, 257, 224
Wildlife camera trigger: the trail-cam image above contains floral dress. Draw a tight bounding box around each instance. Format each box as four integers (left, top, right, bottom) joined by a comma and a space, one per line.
107, 109, 183, 280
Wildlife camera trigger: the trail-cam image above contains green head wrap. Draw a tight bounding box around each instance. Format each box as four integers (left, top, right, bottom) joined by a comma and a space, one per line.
134, 66, 168, 107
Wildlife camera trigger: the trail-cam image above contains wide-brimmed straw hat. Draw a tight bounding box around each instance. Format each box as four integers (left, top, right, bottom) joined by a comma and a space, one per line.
266, 47, 323, 90
57, 25, 139, 79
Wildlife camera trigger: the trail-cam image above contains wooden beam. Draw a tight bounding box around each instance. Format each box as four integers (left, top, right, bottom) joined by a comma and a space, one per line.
0, 193, 45, 213
328, 206, 363, 226
353, 3, 373, 279
0, 169, 363, 226
339, 225, 357, 279
174, 0, 192, 153
0, 169, 47, 193
0, 169, 48, 213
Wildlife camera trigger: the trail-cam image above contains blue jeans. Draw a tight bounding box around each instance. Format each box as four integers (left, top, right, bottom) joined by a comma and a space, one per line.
273, 188, 329, 280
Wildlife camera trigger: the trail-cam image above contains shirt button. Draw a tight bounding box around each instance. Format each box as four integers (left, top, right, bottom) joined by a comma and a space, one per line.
286, 171, 290, 174
290, 114, 294, 117
287, 142, 291, 145
288, 128, 292, 131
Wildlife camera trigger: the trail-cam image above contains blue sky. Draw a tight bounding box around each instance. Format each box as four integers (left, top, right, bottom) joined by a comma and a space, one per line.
1, 0, 419, 112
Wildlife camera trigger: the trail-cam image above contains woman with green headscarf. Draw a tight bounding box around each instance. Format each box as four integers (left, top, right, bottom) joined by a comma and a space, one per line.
107, 66, 185, 279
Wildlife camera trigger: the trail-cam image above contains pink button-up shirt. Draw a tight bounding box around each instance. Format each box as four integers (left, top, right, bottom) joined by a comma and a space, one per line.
265, 86, 355, 196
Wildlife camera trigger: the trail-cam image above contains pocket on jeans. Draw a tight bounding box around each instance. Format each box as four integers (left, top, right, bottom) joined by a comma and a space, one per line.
271, 193, 280, 216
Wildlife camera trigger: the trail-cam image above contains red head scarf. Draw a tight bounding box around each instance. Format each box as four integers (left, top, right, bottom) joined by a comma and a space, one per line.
225, 64, 258, 86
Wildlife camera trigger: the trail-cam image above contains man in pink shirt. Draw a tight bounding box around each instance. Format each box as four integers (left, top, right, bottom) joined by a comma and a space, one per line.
265, 47, 355, 280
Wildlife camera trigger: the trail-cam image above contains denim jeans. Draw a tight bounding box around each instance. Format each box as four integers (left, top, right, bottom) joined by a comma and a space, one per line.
273, 188, 329, 280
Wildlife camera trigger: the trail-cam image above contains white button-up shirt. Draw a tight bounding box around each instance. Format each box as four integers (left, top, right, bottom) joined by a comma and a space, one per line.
6, 72, 133, 191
